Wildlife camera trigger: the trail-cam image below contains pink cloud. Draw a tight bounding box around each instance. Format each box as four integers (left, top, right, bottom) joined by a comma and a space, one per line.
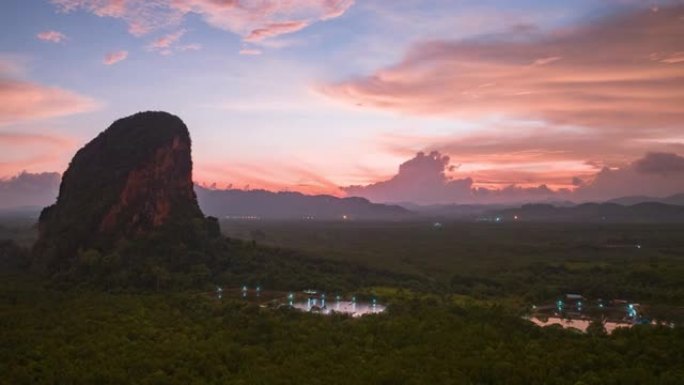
0, 80, 99, 125
239, 48, 262, 56
37, 30, 67, 43
343, 151, 476, 204
319, 5, 684, 133
372, 120, 675, 190
632, 152, 684, 175
51, 0, 354, 43
0, 133, 76, 178
52, 0, 175, 36
0, 132, 73, 148
149, 29, 185, 50
0, 57, 98, 124
575, 153, 684, 201
244, 21, 309, 42
196, 161, 344, 197
343, 151, 684, 205
103, 50, 128, 65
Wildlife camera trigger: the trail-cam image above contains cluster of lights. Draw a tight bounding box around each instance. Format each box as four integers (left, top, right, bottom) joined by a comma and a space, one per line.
556, 299, 564, 312
627, 304, 638, 318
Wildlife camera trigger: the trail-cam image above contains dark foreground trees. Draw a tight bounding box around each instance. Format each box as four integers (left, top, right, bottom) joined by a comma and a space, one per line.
1, 280, 682, 385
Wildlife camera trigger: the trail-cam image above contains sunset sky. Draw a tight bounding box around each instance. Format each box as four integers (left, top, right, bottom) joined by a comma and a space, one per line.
1, 0, 683, 204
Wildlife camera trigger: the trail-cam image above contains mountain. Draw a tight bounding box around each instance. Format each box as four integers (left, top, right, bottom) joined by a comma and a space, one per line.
33, 111, 219, 272
195, 186, 413, 220
490, 202, 684, 223
608, 192, 684, 206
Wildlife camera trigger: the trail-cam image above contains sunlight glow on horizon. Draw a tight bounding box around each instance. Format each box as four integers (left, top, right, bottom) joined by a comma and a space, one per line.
1, 0, 683, 203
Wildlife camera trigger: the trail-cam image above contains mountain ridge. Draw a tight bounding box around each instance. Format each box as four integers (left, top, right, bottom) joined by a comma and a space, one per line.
196, 186, 413, 220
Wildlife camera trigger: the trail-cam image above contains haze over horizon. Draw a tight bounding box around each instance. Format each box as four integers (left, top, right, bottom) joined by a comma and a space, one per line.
1, 0, 683, 205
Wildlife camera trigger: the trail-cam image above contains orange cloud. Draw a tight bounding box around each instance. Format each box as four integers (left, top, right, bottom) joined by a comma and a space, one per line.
195, 161, 344, 197
0, 80, 99, 125
103, 50, 128, 65
0, 132, 76, 177
0, 57, 98, 125
320, 6, 684, 133
37, 30, 67, 43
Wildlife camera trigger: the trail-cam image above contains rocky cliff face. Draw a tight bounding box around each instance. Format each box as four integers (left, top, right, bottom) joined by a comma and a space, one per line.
34, 111, 215, 271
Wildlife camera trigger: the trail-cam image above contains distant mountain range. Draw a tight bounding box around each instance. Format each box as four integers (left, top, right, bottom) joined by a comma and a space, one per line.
489, 202, 684, 223
607, 193, 684, 206
195, 186, 413, 220
2, 179, 683, 223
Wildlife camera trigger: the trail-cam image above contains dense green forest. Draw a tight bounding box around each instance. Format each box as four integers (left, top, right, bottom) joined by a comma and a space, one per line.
221, 221, 684, 309
2, 219, 684, 384
2, 275, 683, 385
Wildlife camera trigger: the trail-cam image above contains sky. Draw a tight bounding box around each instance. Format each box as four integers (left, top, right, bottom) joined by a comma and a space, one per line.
1, 0, 683, 205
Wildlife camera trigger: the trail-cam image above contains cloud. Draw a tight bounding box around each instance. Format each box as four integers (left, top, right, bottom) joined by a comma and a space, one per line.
239, 48, 262, 56
0, 171, 61, 209
196, 160, 344, 197
0, 57, 98, 124
148, 29, 185, 51
0, 132, 73, 148
146, 30, 201, 55
344, 151, 684, 204
178, 43, 202, 52
632, 152, 684, 174
343, 151, 476, 204
371, 121, 676, 193
37, 30, 67, 43
575, 153, 684, 200
51, 0, 355, 43
319, 5, 684, 132
52, 0, 178, 36
103, 50, 128, 65
0, 133, 74, 181
244, 21, 309, 42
